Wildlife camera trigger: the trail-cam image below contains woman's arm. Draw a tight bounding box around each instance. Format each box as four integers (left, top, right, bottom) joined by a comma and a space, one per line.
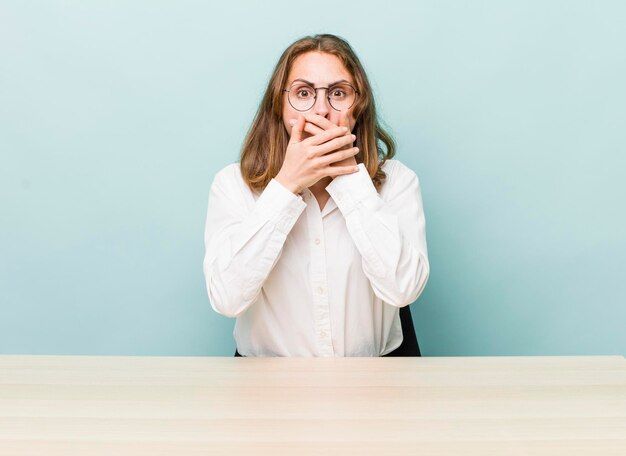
326, 161, 430, 307
203, 165, 306, 318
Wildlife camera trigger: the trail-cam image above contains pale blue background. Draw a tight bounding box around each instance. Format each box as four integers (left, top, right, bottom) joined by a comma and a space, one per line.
1, 1, 624, 356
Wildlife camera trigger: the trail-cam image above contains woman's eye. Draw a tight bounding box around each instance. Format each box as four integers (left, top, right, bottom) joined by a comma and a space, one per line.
331, 89, 346, 98
297, 88, 313, 98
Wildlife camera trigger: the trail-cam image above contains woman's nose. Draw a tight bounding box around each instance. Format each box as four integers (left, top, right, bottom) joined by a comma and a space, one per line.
312, 91, 330, 116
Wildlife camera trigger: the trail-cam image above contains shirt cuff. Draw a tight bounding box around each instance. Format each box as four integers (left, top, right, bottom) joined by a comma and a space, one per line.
255, 178, 306, 233
326, 163, 378, 215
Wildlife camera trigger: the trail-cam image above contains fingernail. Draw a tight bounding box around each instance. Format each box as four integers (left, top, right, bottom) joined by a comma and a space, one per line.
343, 127, 349, 132
351, 134, 356, 140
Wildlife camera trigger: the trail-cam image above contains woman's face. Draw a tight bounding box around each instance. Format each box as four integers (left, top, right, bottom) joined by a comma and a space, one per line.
282, 51, 357, 139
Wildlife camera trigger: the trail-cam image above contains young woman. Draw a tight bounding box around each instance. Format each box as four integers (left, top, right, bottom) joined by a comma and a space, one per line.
203, 34, 429, 357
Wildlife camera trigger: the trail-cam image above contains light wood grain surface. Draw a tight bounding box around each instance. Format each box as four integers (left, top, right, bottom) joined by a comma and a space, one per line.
1, 355, 625, 455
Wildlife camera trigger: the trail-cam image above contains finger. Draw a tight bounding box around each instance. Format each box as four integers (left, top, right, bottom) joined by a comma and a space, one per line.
306, 126, 350, 147
338, 112, 354, 150
312, 133, 356, 156
303, 113, 337, 131
339, 111, 350, 131
302, 121, 325, 137
290, 120, 323, 139
289, 115, 305, 143
319, 147, 359, 166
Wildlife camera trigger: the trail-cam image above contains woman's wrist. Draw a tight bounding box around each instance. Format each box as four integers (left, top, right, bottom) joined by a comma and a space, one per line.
275, 174, 301, 195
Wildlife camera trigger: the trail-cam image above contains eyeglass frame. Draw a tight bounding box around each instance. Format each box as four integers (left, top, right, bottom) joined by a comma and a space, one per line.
282, 80, 360, 112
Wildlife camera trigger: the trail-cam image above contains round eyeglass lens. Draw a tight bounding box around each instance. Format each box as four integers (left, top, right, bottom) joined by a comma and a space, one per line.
288, 83, 316, 111
327, 83, 356, 111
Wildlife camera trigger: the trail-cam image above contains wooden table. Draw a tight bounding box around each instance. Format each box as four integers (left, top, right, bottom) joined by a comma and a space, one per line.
1, 355, 625, 455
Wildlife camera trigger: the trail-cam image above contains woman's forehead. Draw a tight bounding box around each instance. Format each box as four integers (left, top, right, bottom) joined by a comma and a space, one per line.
287, 51, 352, 85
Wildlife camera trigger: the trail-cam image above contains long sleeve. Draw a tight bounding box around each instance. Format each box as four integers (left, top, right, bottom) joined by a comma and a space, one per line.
325, 162, 429, 308
203, 165, 306, 318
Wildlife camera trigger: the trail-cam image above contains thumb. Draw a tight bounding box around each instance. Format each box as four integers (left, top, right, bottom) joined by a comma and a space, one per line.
340, 111, 351, 132
289, 115, 305, 143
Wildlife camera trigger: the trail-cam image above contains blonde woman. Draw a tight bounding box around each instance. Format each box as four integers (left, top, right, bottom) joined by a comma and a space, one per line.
203, 34, 429, 357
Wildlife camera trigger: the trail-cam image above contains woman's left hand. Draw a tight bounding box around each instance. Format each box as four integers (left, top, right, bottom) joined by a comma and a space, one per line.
290, 113, 357, 171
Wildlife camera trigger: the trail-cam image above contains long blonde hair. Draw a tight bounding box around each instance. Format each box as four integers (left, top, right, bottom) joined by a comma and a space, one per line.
240, 34, 395, 193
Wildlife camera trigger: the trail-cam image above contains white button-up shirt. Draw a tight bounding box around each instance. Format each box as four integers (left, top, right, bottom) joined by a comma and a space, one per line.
203, 160, 429, 357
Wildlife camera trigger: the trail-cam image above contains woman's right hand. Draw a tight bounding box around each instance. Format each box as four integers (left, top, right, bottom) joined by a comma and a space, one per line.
275, 114, 360, 194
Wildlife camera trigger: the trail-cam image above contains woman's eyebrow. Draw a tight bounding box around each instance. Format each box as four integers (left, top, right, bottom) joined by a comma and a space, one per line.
291, 78, 350, 87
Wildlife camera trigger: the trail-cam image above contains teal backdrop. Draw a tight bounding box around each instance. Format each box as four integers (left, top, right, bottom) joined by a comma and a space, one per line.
1, 1, 625, 356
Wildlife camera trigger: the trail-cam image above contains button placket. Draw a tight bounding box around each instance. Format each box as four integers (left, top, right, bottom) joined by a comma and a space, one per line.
304, 191, 334, 357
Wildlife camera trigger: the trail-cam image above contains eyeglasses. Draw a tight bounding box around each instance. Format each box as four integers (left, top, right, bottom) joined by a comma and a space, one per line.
283, 81, 359, 112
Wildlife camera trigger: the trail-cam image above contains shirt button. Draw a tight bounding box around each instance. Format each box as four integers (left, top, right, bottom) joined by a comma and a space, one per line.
320, 331, 327, 337
314, 238, 321, 245
317, 287, 325, 295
